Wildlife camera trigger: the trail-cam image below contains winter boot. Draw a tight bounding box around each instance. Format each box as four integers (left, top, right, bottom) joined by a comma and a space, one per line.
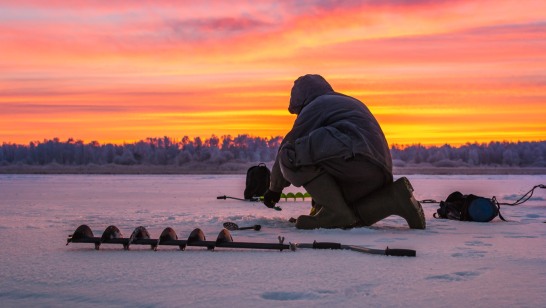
295, 173, 359, 229
353, 177, 426, 229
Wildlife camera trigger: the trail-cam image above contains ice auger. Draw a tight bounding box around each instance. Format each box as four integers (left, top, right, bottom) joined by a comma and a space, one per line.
66, 224, 416, 257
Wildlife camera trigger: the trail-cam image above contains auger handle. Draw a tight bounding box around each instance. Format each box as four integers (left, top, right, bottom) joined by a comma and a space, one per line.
385, 247, 416, 257
306, 242, 417, 257
237, 225, 262, 231
312, 242, 342, 249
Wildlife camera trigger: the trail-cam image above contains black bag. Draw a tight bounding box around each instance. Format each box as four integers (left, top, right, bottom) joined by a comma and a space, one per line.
433, 191, 505, 222
243, 163, 271, 200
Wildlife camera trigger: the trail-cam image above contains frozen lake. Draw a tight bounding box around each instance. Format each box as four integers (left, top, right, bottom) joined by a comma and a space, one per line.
0, 174, 545, 307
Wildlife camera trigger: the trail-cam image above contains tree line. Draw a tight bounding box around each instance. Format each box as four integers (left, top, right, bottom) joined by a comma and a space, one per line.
390, 141, 546, 167
1, 136, 545, 167
0, 135, 282, 166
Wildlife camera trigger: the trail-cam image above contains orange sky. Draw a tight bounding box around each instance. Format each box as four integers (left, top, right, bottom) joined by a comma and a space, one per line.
1, 0, 545, 146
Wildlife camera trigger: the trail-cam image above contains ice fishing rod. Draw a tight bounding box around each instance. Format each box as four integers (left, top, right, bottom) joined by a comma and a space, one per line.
217, 195, 260, 202
66, 224, 416, 257
216, 195, 282, 211
217, 192, 312, 211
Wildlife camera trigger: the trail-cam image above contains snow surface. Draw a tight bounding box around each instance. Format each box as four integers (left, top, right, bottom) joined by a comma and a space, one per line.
0, 174, 545, 307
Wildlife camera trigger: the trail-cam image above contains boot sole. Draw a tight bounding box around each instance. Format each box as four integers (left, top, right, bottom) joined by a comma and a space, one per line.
296, 210, 359, 230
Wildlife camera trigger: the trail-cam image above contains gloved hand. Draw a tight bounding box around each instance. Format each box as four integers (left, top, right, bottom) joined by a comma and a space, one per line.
263, 189, 282, 208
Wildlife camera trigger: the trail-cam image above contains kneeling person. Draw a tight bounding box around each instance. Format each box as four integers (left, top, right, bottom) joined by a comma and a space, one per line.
262, 74, 425, 230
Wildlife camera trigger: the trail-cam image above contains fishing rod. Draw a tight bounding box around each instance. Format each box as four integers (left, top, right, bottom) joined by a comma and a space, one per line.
217, 191, 312, 211
216, 195, 282, 211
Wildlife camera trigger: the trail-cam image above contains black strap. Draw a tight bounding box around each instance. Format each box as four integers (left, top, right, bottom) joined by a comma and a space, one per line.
491, 197, 507, 221
496, 184, 545, 206
493, 184, 545, 222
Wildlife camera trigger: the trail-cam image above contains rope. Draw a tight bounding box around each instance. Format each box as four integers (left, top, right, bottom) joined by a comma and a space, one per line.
420, 184, 545, 206
495, 184, 546, 206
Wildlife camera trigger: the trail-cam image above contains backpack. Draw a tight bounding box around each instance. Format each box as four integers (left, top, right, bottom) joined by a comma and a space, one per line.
433, 191, 505, 222
243, 163, 271, 200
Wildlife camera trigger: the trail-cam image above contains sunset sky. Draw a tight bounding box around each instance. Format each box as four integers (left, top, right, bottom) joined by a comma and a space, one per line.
1, 0, 545, 146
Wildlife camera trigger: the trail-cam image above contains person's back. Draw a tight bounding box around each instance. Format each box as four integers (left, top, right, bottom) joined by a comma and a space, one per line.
293, 92, 392, 181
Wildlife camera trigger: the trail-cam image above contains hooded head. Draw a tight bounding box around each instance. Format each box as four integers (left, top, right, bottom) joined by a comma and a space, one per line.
288, 74, 334, 114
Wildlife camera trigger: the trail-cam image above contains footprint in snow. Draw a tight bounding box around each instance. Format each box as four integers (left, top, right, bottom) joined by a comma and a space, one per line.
426, 271, 481, 282
451, 247, 487, 258
374, 237, 408, 243
465, 240, 492, 247
261, 290, 334, 301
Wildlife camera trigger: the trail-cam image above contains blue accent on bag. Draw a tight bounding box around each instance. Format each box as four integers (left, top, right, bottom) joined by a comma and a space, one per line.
467, 197, 498, 222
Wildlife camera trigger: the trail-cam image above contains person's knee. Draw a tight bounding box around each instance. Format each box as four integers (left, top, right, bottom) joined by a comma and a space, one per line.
280, 163, 323, 187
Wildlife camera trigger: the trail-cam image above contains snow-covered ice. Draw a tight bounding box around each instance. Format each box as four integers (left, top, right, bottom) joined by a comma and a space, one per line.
0, 174, 545, 307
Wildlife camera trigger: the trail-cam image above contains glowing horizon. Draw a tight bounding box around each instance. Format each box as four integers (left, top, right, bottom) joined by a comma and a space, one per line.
1, 0, 545, 146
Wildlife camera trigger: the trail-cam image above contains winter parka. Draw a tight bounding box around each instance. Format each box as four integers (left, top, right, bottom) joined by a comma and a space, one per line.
270, 74, 393, 192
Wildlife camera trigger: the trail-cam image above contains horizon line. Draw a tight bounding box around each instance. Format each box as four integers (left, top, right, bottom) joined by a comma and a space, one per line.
2, 135, 545, 148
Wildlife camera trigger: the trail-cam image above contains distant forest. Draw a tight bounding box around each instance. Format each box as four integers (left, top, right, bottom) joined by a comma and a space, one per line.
1, 136, 545, 168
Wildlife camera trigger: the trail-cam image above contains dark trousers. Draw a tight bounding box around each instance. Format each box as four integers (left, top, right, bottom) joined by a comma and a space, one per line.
280, 155, 389, 205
